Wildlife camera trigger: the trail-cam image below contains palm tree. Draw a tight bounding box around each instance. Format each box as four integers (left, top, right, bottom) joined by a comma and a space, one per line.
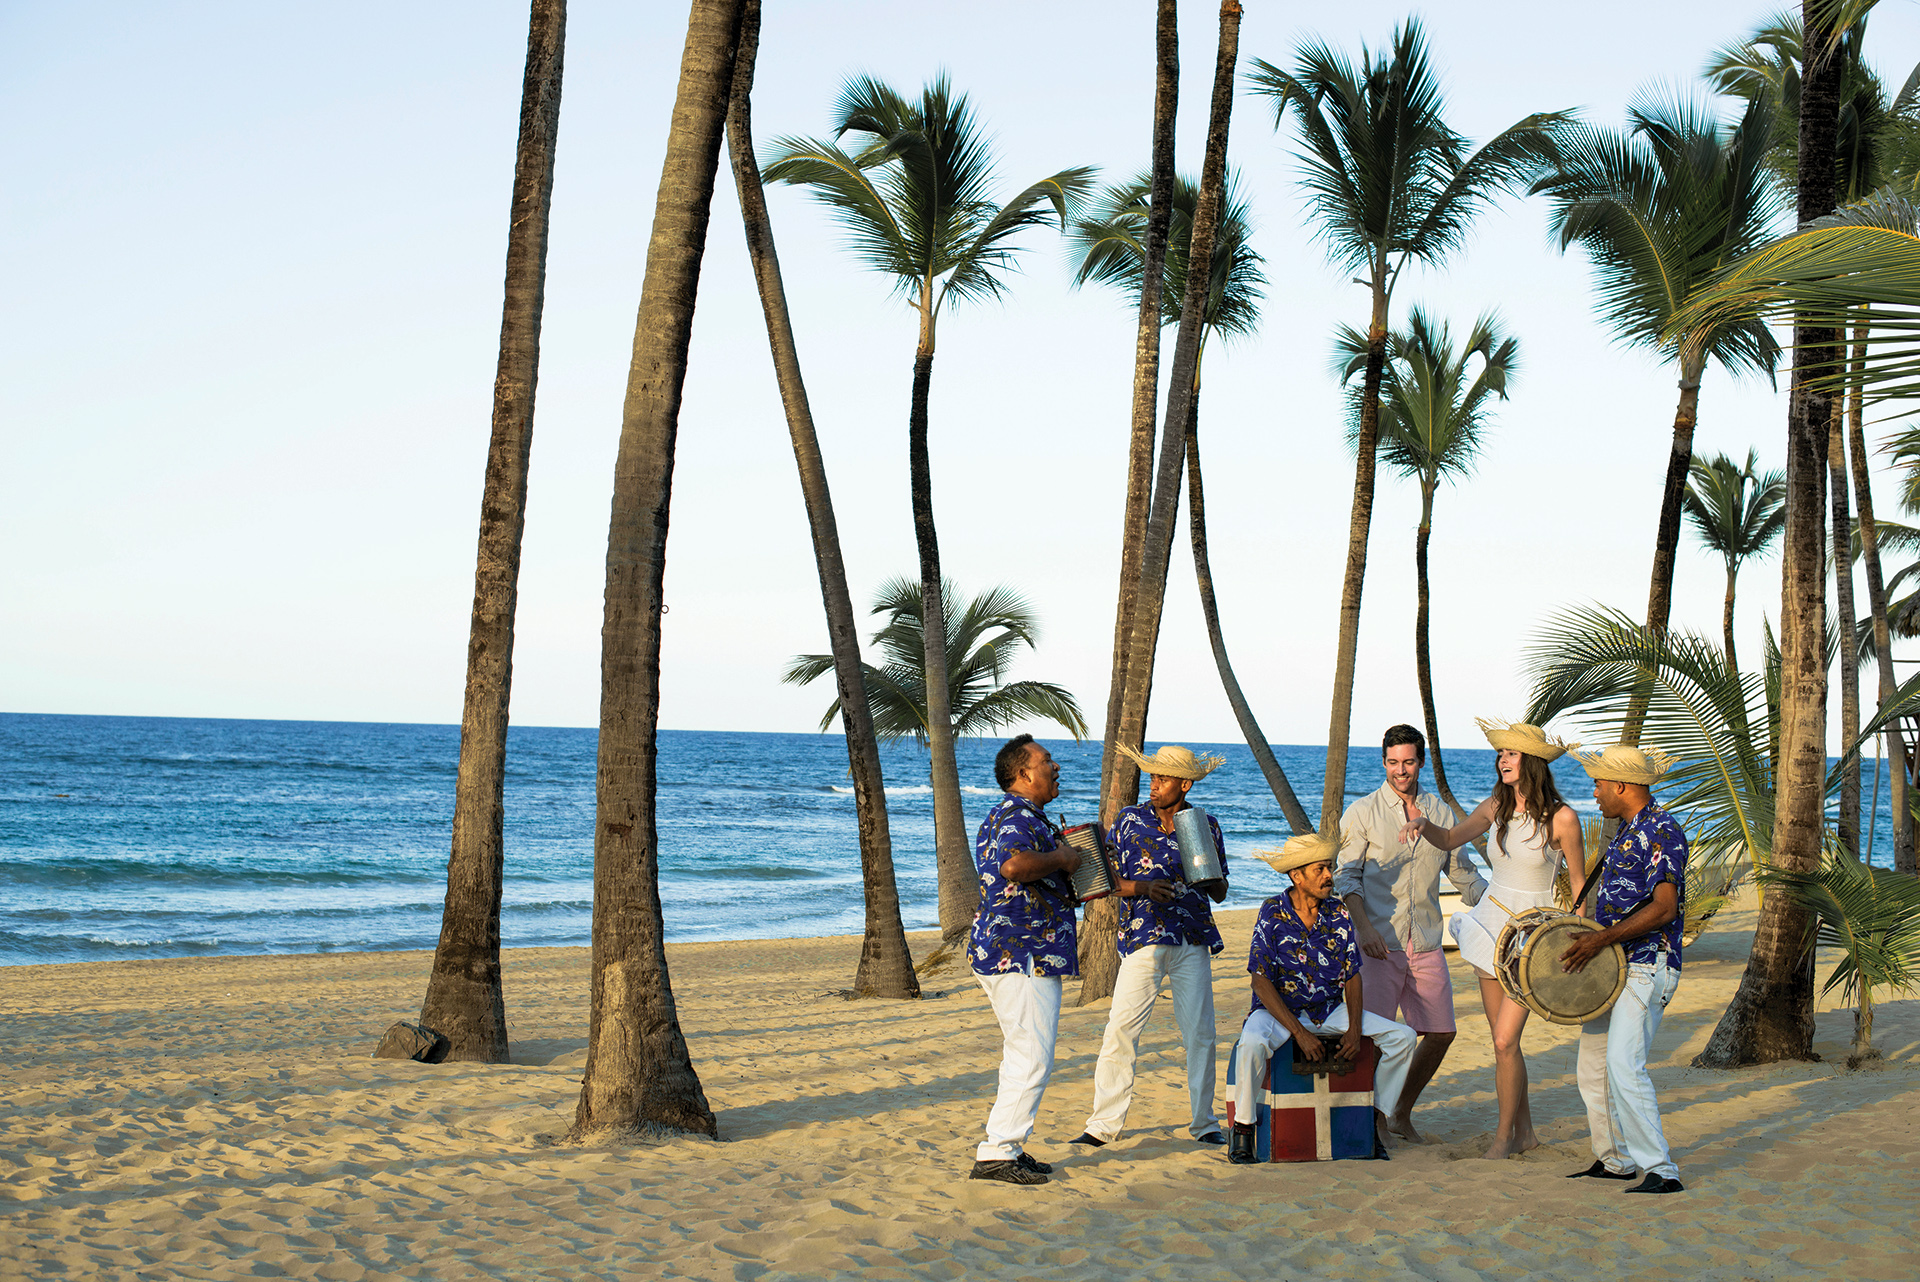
1531, 90, 1785, 668
1248, 20, 1566, 830
1709, 6, 1920, 871
1335, 308, 1517, 824
1097, 0, 1178, 829
1759, 850, 1920, 1067
784, 577, 1087, 760
762, 79, 1094, 945
1069, 170, 1312, 836
722, 0, 916, 994
570, 0, 742, 1142
1682, 449, 1788, 673
418, 0, 567, 1065
1087, 0, 1244, 1006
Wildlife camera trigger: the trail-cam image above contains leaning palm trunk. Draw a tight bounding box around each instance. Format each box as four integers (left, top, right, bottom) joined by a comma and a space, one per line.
1695, 0, 1838, 1069
1099, 0, 1179, 822
1412, 480, 1471, 825
1623, 355, 1706, 747
571, 0, 742, 1140
1846, 310, 1913, 872
1830, 394, 1860, 856
724, 0, 917, 996
1085, 0, 1242, 1002
1320, 273, 1388, 829
1185, 385, 1312, 833
419, 0, 567, 1065
907, 336, 974, 941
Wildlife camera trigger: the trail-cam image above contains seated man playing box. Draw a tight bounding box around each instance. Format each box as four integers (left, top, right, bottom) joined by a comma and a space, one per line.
1227, 830, 1418, 1165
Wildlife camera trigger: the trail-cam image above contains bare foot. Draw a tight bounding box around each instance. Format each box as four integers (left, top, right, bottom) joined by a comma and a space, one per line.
1387, 1114, 1424, 1144
1481, 1133, 1540, 1160
1374, 1116, 1394, 1151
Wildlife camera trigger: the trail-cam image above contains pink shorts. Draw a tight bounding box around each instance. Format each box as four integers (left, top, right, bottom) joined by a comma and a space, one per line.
1359, 948, 1455, 1034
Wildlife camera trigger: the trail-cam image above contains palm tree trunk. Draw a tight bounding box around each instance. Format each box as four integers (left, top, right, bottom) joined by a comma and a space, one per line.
1320, 271, 1388, 830
1847, 310, 1912, 873
723, 0, 917, 996
1623, 360, 1705, 747
1412, 480, 1467, 823
1695, 0, 1838, 1068
1084, 0, 1242, 1003
1722, 561, 1739, 672
419, 0, 567, 1065
1098, 0, 1179, 825
1830, 393, 1860, 858
1185, 381, 1312, 833
571, 0, 742, 1140
908, 329, 974, 942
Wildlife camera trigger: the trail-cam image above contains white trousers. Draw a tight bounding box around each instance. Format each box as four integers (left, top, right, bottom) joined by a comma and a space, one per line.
1081, 943, 1219, 1142
975, 969, 1064, 1161
1577, 959, 1680, 1180
1231, 1004, 1416, 1122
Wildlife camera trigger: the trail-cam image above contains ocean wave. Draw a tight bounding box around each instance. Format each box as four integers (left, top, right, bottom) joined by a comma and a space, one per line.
826, 784, 1001, 797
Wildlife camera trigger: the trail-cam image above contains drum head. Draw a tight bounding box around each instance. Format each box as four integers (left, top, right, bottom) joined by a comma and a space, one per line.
1517, 917, 1625, 1025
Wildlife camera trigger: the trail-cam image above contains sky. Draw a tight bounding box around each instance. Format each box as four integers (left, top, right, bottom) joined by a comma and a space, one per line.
7, 0, 1920, 758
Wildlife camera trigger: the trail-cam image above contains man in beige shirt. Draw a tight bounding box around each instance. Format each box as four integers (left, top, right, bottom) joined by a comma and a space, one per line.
1334, 724, 1486, 1142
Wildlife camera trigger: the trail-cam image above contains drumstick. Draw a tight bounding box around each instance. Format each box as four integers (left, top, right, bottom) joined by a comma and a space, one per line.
1487, 894, 1517, 919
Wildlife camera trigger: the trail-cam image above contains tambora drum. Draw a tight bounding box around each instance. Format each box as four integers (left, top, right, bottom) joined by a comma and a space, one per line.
1059, 823, 1116, 904
1172, 806, 1227, 895
1493, 907, 1626, 1025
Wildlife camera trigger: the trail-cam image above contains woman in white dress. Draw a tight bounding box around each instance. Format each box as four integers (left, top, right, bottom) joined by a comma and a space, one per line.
1400, 720, 1584, 1159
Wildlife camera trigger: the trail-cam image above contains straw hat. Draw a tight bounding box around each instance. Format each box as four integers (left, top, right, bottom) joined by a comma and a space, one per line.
1255, 830, 1341, 876
1476, 718, 1578, 762
1575, 744, 1675, 786
1116, 743, 1226, 781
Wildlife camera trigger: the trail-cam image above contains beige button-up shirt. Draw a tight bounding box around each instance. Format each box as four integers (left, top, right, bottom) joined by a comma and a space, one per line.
1333, 781, 1486, 955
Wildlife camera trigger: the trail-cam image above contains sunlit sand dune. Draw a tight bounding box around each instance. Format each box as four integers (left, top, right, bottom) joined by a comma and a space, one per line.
2, 902, 1914, 1279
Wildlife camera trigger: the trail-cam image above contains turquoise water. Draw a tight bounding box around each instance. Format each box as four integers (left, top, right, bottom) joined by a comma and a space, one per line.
0, 712, 1897, 965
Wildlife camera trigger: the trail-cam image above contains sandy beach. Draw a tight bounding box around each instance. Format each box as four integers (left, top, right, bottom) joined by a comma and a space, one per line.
2, 901, 1915, 1280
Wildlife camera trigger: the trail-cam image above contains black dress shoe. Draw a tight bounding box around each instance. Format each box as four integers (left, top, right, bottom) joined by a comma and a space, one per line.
1014, 1151, 1052, 1174
1227, 1128, 1259, 1165
1625, 1173, 1685, 1194
1067, 1132, 1106, 1147
969, 1159, 1047, 1185
1568, 1160, 1638, 1180
1196, 1131, 1227, 1145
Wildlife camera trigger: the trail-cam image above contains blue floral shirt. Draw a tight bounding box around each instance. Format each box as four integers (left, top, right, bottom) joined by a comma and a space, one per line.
1109, 803, 1227, 956
1246, 893, 1360, 1024
968, 793, 1079, 977
1595, 801, 1687, 972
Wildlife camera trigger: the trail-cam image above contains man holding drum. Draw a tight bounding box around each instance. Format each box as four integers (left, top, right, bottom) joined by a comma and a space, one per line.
1227, 831, 1418, 1165
1335, 724, 1487, 1142
966, 733, 1081, 1185
1070, 745, 1231, 1150
1561, 745, 1687, 1195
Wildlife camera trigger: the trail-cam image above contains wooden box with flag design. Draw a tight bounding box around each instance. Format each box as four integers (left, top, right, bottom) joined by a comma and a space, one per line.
1225, 1034, 1379, 1161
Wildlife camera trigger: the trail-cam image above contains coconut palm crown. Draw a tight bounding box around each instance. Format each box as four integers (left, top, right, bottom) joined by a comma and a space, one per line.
784, 578, 1088, 748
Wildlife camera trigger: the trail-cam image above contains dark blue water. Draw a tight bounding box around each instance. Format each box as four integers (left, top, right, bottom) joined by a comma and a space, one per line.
0, 713, 1899, 966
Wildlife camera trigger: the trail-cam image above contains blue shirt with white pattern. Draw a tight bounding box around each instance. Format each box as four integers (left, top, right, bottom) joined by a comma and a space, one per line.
1246, 892, 1360, 1024
1108, 803, 1227, 956
1595, 800, 1687, 972
968, 793, 1079, 977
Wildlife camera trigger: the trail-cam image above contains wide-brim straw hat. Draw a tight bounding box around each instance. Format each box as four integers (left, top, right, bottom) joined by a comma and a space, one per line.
1575, 744, 1675, 786
1255, 830, 1341, 876
1117, 743, 1226, 781
1476, 718, 1577, 762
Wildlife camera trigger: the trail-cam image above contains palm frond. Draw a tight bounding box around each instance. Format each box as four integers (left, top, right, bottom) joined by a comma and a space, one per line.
1758, 850, 1920, 1002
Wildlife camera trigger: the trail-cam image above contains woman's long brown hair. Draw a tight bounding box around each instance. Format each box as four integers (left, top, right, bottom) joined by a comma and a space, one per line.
1493, 753, 1567, 853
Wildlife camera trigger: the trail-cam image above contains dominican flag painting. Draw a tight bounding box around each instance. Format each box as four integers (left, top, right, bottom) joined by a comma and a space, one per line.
1226, 1035, 1378, 1161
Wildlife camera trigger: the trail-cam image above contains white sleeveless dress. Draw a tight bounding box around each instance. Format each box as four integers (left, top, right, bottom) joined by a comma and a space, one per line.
1449, 811, 1564, 975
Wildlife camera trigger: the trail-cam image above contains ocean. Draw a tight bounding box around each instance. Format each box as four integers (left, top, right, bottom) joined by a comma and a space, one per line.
0, 712, 1900, 967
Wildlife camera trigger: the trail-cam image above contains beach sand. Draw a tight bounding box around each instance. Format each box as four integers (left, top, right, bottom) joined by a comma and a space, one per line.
2, 901, 1915, 1280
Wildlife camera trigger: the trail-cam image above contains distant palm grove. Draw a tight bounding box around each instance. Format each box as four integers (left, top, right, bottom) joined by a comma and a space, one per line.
414, 1, 1920, 1138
